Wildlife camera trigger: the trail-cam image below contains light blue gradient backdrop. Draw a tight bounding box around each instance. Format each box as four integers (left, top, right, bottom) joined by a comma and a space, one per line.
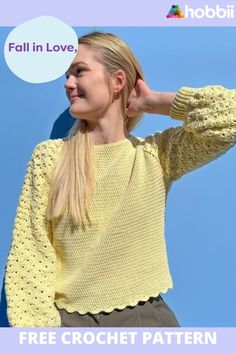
1, 27, 235, 326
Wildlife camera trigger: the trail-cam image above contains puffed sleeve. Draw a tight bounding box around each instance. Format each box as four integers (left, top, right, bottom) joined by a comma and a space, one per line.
145, 85, 236, 182
4, 141, 62, 327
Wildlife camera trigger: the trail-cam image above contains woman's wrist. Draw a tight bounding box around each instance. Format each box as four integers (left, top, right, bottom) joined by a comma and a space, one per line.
146, 91, 177, 116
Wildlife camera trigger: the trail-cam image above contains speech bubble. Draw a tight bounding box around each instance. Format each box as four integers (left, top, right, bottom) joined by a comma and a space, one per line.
4, 16, 78, 83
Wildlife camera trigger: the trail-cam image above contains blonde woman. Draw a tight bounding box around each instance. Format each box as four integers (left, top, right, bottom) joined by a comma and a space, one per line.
5, 31, 236, 327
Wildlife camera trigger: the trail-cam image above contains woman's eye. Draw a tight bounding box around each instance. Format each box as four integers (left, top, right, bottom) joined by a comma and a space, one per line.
65, 68, 85, 79
76, 68, 84, 76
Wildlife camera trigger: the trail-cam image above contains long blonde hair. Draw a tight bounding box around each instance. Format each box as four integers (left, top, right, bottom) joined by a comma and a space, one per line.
46, 31, 145, 227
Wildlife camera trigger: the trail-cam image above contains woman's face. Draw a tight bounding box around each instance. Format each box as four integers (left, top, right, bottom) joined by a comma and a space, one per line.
65, 44, 113, 121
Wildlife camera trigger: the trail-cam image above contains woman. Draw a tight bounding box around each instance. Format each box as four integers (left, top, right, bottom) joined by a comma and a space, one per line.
5, 31, 236, 327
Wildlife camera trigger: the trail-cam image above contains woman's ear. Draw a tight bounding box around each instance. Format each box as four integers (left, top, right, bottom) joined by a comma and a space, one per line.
112, 69, 126, 94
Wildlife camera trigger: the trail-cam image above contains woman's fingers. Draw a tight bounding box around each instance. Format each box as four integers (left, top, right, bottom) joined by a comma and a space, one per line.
126, 79, 153, 117
136, 79, 152, 96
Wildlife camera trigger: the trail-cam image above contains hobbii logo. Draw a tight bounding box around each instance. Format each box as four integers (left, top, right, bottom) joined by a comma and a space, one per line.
185, 4, 235, 19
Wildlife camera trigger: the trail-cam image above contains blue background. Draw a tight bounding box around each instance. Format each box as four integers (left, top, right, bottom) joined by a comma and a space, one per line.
0, 26, 235, 327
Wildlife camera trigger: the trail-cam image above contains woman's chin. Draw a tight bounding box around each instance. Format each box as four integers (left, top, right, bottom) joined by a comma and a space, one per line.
69, 108, 89, 120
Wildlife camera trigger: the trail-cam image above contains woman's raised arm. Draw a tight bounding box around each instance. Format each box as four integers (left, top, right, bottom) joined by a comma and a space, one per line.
127, 80, 236, 182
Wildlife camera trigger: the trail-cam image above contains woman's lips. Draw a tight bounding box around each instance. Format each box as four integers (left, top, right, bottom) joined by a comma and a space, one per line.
70, 95, 85, 101
70, 95, 79, 101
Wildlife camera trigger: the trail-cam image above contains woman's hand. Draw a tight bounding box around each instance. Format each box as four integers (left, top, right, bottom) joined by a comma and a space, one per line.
126, 79, 157, 117
126, 79, 177, 117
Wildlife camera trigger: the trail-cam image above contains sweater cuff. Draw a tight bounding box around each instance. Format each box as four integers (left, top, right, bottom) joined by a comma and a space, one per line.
169, 86, 199, 120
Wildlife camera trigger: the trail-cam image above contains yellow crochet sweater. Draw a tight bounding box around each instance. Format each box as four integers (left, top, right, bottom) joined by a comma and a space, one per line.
5, 85, 236, 327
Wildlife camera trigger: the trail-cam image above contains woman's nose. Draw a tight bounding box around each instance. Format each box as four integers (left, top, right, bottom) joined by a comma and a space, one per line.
64, 75, 77, 90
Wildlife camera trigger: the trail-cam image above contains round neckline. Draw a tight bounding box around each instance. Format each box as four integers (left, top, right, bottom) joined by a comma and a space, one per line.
93, 135, 134, 148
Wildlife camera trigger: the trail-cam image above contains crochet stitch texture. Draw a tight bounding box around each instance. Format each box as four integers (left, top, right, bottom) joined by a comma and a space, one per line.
5, 85, 236, 327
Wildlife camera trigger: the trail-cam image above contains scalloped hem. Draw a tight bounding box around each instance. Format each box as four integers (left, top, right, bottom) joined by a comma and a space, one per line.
54, 285, 173, 315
